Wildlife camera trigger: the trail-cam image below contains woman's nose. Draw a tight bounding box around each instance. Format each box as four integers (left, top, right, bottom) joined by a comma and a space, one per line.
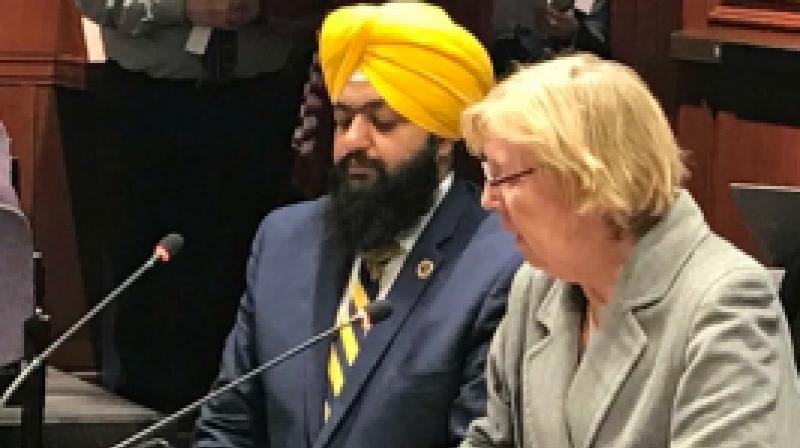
481, 183, 502, 210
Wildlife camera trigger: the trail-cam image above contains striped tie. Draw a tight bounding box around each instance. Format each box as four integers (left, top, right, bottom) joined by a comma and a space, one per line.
324, 237, 404, 420
324, 263, 377, 420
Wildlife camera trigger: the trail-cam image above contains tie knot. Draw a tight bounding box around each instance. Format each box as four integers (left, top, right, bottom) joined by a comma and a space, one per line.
362, 243, 403, 282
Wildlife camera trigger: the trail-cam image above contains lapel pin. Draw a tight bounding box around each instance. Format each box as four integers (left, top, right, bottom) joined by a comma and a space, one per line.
416, 259, 435, 280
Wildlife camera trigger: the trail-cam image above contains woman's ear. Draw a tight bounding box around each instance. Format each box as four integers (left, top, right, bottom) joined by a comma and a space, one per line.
428, 135, 455, 178
436, 138, 455, 159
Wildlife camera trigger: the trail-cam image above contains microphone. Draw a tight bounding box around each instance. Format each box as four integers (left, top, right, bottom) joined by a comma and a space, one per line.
109, 300, 393, 448
0, 233, 184, 407
131, 439, 172, 448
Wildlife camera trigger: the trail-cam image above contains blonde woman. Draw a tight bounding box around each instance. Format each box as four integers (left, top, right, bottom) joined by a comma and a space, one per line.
460, 54, 800, 448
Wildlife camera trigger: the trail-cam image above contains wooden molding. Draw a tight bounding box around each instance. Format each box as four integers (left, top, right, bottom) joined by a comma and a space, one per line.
54, 55, 92, 89
709, 4, 800, 31
0, 52, 90, 89
672, 27, 800, 57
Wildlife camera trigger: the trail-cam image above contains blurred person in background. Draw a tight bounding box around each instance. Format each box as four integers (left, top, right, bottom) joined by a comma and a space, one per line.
74, 0, 323, 411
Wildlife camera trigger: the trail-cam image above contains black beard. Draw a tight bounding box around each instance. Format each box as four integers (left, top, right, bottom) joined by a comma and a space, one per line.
325, 136, 441, 257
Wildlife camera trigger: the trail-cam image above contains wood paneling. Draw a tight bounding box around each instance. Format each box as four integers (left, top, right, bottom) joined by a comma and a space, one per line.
712, 115, 800, 261
686, 0, 714, 28
0, 0, 93, 369
677, 104, 716, 213
614, 0, 800, 262
667, 0, 800, 263
34, 88, 91, 369
610, 0, 683, 118
0, 1, 59, 53
709, 1, 800, 30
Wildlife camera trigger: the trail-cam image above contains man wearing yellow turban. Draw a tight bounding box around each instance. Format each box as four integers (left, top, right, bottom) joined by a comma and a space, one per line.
194, 3, 520, 448
319, 2, 494, 140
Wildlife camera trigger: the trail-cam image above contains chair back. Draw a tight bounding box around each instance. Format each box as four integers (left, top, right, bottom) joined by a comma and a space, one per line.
0, 204, 33, 365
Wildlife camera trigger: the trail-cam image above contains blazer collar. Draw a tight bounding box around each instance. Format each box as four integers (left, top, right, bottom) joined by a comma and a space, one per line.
526, 279, 647, 448
613, 189, 710, 310
310, 179, 475, 448
527, 190, 709, 448
305, 197, 352, 446
564, 295, 647, 448
522, 280, 583, 448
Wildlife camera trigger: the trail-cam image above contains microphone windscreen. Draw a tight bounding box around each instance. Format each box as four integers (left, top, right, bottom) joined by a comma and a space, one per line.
365, 301, 392, 323
155, 233, 184, 262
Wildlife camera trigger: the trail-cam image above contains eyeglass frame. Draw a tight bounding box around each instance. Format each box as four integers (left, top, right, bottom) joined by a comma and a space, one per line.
481, 162, 536, 187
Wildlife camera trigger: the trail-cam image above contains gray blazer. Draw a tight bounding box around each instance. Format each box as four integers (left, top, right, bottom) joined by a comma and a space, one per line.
462, 190, 800, 448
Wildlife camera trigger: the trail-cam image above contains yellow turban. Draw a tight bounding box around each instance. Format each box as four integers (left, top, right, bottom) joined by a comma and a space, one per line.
319, 2, 494, 139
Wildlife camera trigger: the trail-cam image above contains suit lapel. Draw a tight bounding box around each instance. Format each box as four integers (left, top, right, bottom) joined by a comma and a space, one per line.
562, 191, 707, 448
312, 180, 473, 448
521, 282, 582, 448
565, 299, 646, 448
305, 226, 350, 446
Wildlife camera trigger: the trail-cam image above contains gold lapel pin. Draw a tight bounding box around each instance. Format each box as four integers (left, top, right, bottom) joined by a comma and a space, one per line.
416, 259, 435, 280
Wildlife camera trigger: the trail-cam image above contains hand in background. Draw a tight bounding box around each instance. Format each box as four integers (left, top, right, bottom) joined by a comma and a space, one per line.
536, 5, 579, 43
292, 53, 329, 156
187, 0, 260, 29
291, 52, 335, 198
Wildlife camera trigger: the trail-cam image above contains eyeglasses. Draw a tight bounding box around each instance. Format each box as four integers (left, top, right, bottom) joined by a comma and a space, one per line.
481, 162, 536, 187
332, 100, 409, 134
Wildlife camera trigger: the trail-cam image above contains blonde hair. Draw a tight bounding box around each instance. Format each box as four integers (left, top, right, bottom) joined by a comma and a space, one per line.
462, 53, 686, 235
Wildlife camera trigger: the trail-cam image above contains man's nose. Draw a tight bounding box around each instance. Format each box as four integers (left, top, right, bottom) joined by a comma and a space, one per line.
334, 114, 373, 161
341, 114, 372, 146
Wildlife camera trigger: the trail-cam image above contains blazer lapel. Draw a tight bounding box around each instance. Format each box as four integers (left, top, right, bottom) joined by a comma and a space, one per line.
305, 229, 350, 446
521, 282, 582, 448
565, 299, 647, 448
563, 191, 707, 448
312, 180, 472, 448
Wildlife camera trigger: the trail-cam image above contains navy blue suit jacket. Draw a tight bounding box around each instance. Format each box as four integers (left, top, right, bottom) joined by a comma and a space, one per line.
194, 179, 522, 448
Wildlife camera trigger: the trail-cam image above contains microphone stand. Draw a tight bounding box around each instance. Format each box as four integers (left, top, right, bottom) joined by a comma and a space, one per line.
1, 232, 183, 408
0, 254, 160, 407
20, 308, 50, 448
132, 439, 172, 448
110, 312, 372, 448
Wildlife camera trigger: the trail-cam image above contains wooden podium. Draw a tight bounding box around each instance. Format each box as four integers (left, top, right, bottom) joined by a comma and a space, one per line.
0, 0, 97, 370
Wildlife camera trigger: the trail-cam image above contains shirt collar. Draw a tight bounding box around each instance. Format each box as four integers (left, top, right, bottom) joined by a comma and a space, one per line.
396, 172, 454, 253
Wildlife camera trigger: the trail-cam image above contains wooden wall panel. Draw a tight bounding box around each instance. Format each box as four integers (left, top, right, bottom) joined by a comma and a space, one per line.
0, 0, 59, 53
677, 104, 716, 214
708, 0, 800, 30
685, 0, 713, 28
58, 0, 89, 58
610, 0, 682, 118
665, 0, 800, 263
0, 0, 94, 369
710, 114, 800, 261
33, 88, 91, 369
0, 84, 91, 369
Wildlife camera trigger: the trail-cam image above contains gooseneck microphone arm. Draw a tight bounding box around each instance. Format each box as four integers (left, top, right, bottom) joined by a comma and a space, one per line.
0, 233, 185, 407
109, 300, 393, 448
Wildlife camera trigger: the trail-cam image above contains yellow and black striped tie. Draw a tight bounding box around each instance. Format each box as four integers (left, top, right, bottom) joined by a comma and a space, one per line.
325, 238, 405, 420
324, 262, 376, 420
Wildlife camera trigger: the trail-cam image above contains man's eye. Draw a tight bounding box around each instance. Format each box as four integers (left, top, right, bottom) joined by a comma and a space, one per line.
371, 119, 400, 133
333, 114, 353, 129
